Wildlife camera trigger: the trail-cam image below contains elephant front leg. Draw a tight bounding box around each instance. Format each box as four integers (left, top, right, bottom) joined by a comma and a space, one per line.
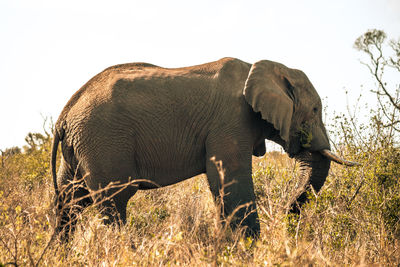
205, 153, 260, 239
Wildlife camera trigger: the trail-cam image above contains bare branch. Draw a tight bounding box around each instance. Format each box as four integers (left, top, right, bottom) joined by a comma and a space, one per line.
355, 29, 400, 120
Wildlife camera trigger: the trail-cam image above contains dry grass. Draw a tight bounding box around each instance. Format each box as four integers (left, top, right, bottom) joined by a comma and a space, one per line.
0, 149, 399, 266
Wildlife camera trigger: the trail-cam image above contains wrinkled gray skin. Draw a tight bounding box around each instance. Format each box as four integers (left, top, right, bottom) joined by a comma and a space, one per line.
52, 58, 331, 240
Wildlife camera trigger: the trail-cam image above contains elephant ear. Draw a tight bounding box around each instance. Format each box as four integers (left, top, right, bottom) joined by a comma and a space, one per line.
243, 60, 294, 143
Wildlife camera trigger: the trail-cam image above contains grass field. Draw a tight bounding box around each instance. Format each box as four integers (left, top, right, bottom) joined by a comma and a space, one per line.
1, 127, 399, 266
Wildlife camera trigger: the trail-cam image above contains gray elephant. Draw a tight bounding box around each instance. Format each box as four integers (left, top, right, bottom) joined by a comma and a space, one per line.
51, 57, 357, 240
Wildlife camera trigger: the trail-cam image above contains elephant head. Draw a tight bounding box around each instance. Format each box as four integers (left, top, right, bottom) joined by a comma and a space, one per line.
243, 60, 358, 211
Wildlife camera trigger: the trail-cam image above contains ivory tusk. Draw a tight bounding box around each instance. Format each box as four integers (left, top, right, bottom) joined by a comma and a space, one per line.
320, 149, 361, 166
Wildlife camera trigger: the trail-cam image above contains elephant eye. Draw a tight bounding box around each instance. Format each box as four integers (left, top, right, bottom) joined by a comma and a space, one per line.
313, 107, 318, 113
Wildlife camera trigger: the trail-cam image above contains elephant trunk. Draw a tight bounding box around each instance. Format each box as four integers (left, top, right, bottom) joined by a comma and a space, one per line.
290, 149, 360, 213
291, 150, 331, 213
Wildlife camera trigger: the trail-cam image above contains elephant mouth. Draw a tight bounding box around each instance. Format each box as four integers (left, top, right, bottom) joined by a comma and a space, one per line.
274, 132, 360, 166
289, 146, 360, 166
285, 135, 360, 166
293, 148, 360, 166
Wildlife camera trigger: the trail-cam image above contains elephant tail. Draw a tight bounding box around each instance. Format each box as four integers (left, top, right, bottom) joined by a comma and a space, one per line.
51, 128, 63, 197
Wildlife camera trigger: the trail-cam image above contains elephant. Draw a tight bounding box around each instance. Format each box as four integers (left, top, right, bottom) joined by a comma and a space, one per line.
51, 57, 358, 240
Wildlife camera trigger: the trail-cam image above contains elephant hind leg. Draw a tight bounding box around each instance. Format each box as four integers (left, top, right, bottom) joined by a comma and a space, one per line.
55, 161, 93, 241
94, 187, 136, 227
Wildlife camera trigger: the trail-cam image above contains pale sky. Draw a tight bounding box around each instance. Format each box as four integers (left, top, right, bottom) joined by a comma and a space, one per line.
1, 0, 400, 150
